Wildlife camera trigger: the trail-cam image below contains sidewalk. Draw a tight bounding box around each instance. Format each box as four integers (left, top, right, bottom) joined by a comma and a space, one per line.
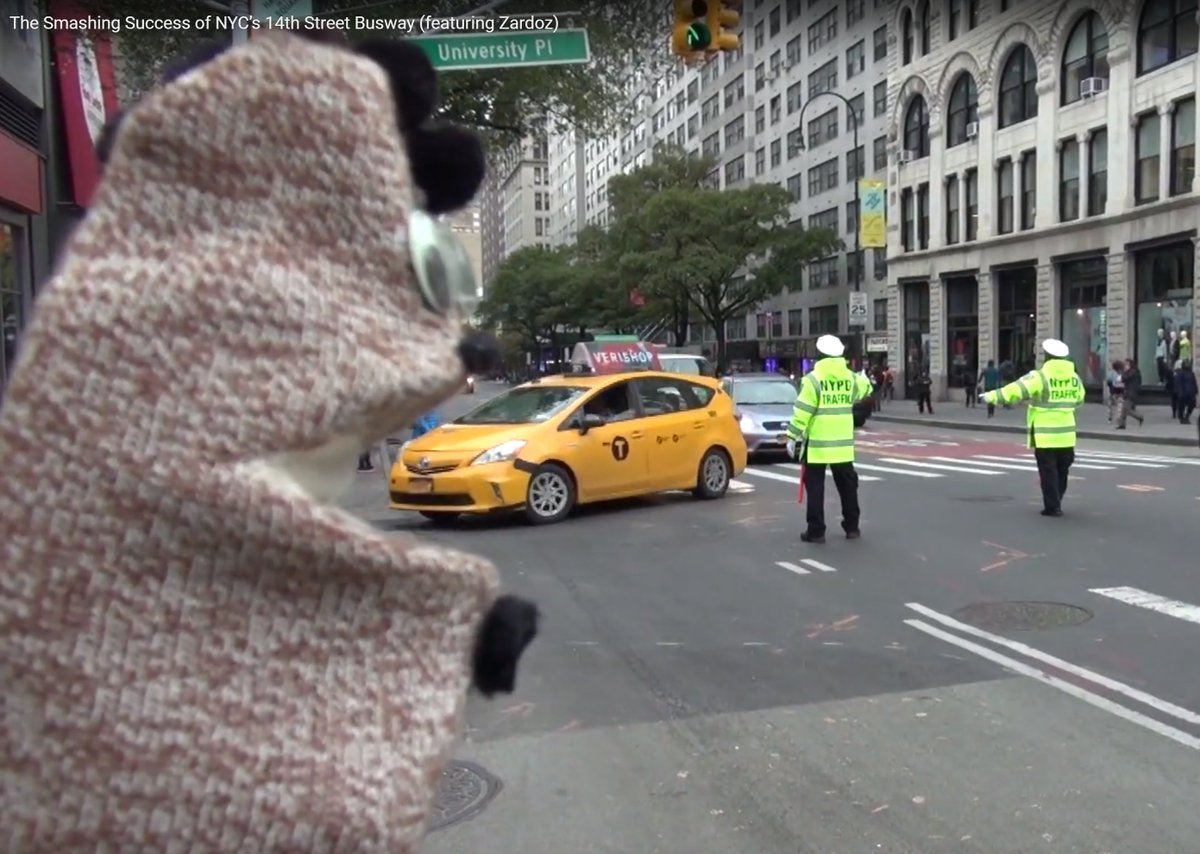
869, 399, 1200, 448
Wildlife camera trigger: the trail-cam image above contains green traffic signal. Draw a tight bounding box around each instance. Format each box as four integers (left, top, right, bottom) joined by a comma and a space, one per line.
686, 22, 712, 49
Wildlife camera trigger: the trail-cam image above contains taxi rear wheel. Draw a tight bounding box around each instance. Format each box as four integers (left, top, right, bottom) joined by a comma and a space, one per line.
524, 463, 576, 525
693, 448, 731, 499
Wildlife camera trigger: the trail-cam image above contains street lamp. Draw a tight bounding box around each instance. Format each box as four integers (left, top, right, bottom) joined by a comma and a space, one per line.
793, 91, 863, 363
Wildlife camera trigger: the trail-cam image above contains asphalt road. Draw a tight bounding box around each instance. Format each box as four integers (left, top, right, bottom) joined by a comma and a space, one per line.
345, 383, 1200, 853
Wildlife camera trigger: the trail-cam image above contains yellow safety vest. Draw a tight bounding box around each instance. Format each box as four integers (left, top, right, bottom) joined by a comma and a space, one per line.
992, 358, 1085, 448
785, 357, 874, 464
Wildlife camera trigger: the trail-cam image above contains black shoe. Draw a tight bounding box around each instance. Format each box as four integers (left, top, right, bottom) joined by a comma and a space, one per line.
1040, 508, 1063, 517
800, 532, 826, 544
845, 530, 861, 540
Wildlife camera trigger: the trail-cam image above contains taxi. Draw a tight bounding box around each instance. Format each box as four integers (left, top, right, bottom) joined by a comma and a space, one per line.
389, 367, 749, 525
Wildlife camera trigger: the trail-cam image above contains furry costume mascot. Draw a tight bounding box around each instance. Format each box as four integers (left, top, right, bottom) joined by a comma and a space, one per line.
0, 31, 538, 851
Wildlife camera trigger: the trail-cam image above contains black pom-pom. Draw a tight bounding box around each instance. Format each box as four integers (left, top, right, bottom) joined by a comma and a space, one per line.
354, 38, 438, 130
406, 125, 486, 214
458, 331, 503, 375
472, 595, 539, 698
159, 40, 230, 84
95, 110, 125, 168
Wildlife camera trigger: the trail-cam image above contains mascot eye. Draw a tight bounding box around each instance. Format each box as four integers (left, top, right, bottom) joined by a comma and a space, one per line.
408, 209, 480, 315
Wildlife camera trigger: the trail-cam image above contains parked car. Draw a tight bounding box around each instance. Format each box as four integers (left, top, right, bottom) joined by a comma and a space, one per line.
720, 373, 798, 455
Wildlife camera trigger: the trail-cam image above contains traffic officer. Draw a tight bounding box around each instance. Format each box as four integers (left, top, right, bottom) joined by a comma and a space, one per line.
980, 338, 1085, 517
785, 334, 874, 543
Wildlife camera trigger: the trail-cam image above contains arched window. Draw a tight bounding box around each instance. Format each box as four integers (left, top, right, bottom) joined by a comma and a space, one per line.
1062, 13, 1110, 104
904, 96, 930, 157
946, 73, 979, 146
918, 1, 931, 54
998, 45, 1039, 128
902, 9, 914, 63
1137, 0, 1198, 76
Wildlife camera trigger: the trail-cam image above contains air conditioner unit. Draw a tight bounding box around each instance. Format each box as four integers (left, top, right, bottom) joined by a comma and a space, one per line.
1080, 77, 1108, 97
898, 150, 915, 164
965, 121, 979, 139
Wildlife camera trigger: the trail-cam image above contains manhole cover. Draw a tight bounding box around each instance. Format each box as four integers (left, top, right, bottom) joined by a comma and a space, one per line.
956, 496, 1014, 503
952, 601, 1093, 631
427, 760, 503, 832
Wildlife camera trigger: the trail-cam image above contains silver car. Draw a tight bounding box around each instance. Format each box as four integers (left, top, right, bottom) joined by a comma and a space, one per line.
720, 373, 799, 455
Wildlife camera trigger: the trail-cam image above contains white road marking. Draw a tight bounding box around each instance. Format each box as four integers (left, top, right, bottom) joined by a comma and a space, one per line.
1071, 450, 1200, 465
972, 454, 1112, 471
850, 461, 942, 478
1061, 453, 1170, 469
932, 456, 1038, 471
655, 641, 683, 646
742, 641, 770, 646
1089, 587, 1200, 626
775, 560, 811, 575
728, 479, 756, 493
877, 457, 1002, 475
743, 467, 883, 484
905, 602, 1200, 727
799, 558, 837, 573
904, 618, 1200, 750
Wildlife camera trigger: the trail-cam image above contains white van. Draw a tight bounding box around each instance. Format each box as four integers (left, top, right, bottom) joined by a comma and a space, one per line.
656, 353, 715, 377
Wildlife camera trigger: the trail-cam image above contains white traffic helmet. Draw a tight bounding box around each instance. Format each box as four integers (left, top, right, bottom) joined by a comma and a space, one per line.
1042, 338, 1069, 358
816, 334, 845, 357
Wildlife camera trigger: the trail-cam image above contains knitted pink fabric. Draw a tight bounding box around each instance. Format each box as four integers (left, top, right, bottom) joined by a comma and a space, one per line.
0, 33, 498, 851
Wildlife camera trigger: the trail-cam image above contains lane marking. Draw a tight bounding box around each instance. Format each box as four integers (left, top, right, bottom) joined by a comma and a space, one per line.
1065, 454, 1170, 469
877, 457, 1003, 475
1117, 484, 1164, 492
728, 479, 756, 493
743, 467, 883, 484
973, 454, 1112, 471
1089, 587, 1200, 626
904, 619, 1200, 750
775, 560, 811, 575
800, 558, 838, 573
1071, 450, 1200, 465
933, 456, 1038, 471
848, 461, 941, 478
655, 641, 683, 646
905, 602, 1200, 727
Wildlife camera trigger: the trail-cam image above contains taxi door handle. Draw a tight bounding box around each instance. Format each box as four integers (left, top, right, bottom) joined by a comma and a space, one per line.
693, 421, 705, 429
630, 431, 644, 439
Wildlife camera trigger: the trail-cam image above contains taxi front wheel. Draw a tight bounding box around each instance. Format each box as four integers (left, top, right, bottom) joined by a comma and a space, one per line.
524, 463, 577, 525
693, 448, 732, 500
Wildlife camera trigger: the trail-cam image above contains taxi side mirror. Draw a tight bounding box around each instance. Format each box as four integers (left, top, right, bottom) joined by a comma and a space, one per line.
579, 413, 605, 434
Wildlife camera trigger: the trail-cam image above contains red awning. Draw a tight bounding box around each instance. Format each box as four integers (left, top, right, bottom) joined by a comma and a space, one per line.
0, 131, 43, 214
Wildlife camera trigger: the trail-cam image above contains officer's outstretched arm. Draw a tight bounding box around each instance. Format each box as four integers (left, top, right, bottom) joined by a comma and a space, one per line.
853, 373, 873, 402
995, 371, 1042, 405
786, 377, 818, 440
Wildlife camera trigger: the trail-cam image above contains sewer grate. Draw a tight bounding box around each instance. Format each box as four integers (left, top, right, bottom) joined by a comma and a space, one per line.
426, 760, 503, 832
952, 601, 1093, 631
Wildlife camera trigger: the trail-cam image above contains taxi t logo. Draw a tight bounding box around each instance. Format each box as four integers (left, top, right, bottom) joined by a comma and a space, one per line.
612, 437, 629, 461
821, 378, 854, 406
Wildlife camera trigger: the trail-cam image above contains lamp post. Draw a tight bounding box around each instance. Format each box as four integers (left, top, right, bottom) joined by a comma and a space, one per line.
793, 91, 863, 363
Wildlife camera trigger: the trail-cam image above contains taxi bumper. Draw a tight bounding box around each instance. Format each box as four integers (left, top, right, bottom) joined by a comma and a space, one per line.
389, 460, 531, 514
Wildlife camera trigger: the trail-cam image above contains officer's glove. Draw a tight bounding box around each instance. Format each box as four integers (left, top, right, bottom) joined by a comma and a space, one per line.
786, 438, 798, 460
979, 391, 996, 405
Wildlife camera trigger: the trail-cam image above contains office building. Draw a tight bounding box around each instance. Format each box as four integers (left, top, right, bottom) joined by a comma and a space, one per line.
886, 0, 1198, 399
479, 133, 551, 291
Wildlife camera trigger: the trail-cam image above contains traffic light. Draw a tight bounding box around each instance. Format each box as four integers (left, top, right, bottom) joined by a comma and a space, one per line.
707, 0, 741, 52
672, 0, 712, 57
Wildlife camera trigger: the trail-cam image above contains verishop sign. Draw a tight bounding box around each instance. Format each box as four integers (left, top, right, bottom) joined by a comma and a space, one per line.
575, 342, 661, 373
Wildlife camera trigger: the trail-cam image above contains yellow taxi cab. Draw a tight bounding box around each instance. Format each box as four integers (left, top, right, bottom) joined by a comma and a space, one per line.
389, 369, 749, 525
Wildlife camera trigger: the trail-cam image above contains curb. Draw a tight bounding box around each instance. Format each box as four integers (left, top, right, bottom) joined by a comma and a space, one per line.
867, 414, 1200, 448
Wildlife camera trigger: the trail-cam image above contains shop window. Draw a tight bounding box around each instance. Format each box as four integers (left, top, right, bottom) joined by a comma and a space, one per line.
945, 277, 979, 388
996, 267, 1037, 377
1135, 241, 1194, 378
903, 282, 931, 395
1059, 257, 1108, 386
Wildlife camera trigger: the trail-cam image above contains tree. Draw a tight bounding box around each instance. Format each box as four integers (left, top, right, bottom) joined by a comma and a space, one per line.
566, 225, 647, 334
83, 0, 674, 148
477, 245, 577, 356
617, 182, 841, 370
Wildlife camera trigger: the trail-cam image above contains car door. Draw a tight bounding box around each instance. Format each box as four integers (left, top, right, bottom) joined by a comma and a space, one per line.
634, 377, 707, 487
559, 380, 651, 500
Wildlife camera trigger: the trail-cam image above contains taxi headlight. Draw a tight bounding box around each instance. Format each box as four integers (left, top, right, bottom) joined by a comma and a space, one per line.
470, 439, 528, 466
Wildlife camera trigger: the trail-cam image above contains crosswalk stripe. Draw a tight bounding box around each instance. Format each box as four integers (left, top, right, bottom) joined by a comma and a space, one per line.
1090, 586, 1200, 626
849, 461, 942, 477
973, 454, 1112, 471
800, 558, 837, 573
775, 462, 885, 481
1043, 454, 1168, 469
742, 467, 884, 484
1072, 452, 1183, 467
940, 456, 1038, 471
776, 560, 810, 575
728, 479, 756, 493
877, 457, 1003, 475
1073, 449, 1200, 463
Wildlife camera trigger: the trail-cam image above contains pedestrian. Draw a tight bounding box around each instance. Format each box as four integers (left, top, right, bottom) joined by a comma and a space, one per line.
915, 369, 934, 414
1106, 359, 1125, 423
357, 450, 375, 472
1117, 359, 1145, 429
1165, 361, 1179, 420
963, 367, 978, 408
1175, 359, 1197, 424
980, 339, 1085, 517
785, 334, 873, 543
979, 359, 1000, 418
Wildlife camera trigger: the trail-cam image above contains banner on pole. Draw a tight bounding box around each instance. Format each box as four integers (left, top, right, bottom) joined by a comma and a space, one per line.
859, 179, 887, 249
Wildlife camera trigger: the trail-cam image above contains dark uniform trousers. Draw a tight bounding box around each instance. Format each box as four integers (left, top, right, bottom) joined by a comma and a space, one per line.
803, 455, 861, 537
1033, 446, 1074, 513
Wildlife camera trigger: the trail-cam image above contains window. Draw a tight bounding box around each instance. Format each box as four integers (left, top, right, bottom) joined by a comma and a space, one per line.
725, 115, 746, 147
901, 187, 914, 250
848, 94, 865, 129
808, 59, 838, 98
637, 378, 708, 416
847, 41, 865, 78
755, 106, 765, 133
1171, 97, 1196, 197
967, 0, 977, 28
810, 304, 840, 334
873, 81, 888, 117
964, 169, 978, 240
873, 247, 887, 280
948, 0, 962, 40
848, 0, 865, 26
918, 0, 930, 54
874, 25, 887, 61
902, 9, 913, 64
809, 207, 839, 232
874, 298, 888, 332
787, 128, 804, 157
702, 133, 720, 158
946, 74, 978, 147
946, 174, 960, 244
998, 45, 1039, 128
903, 96, 930, 157
788, 309, 804, 336
787, 173, 804, 201
808, 158, 839, 195
772, 312, 783, 337
917, 182, 929, 249
808, 107, 838, 147
847, 250, 864, 284
755, 62, 766, 91
701, 95, 719, 124
754, 20, 765, 50
725, 156, 745, 185
724, 74, 745, 109
846, 202, 858, 235
809, 257, 840, 289
787, 36, 802, 66
756, 312, 769, 338
1137, 0, 1198, 76
787, 82, 803, 114
1020, 151, 1036, 229
873, 136, 887, 170
1059, 139, 1080, 222
769, 4, 782, 35
726, 317, 746, 340
808, 9, 837, 52
771, 95, 782, 124
756, 147, 766, 175
535, 217, 544, 236
1135, 112, 1160, 204
1061, 12, 1110, 105
847, 146, 864, 181
1088, 129, 1108, 215
771, 139, 782, 167
997, 159, 1014, 233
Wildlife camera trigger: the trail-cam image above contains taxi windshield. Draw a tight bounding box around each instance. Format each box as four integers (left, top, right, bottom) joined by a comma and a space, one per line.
732, 380, 796, 406
455, 385, 588, 425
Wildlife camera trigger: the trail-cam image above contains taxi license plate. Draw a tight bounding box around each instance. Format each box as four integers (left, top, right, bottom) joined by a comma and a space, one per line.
409, 478, 433, 494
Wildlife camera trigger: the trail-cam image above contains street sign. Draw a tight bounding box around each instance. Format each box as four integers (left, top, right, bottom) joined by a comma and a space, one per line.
866, 335, 889, 352
848, 292, 868, 327
409, 29, 591, 71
